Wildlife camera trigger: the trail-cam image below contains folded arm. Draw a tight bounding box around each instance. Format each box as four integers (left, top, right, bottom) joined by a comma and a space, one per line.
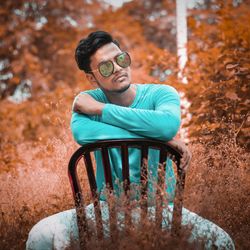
71, 112, 144, 145
73, 86, 181, 141
101, 103, 180, 141
72, 86, 191, 171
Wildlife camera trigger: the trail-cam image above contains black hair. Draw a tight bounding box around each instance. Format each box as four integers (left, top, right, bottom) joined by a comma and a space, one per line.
75, 31, 120, 73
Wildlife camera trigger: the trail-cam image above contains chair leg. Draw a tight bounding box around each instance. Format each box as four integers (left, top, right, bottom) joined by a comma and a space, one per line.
76, 206, 89, 250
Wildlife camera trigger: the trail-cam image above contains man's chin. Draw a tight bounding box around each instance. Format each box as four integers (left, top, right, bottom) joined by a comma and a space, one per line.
115, 83, 131, 93
106, 82, 131, 94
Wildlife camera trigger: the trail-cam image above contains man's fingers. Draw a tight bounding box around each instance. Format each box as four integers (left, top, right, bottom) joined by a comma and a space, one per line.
168, 139, 192, 172
180, 150, 192, 172
180, 160, 188, 172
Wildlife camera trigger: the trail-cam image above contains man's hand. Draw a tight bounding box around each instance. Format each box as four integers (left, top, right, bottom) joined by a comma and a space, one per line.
73, 93, 105, 115
167, 139, 192, 172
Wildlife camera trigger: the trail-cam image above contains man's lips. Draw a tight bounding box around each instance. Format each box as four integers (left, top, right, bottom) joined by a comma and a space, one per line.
113, 73, 128, 82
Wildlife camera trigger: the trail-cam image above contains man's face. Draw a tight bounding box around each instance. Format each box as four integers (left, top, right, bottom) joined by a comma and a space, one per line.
88, 42, 131, 93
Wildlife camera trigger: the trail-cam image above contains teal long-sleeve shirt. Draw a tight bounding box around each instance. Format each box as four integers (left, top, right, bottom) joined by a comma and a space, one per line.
71, 83, 181, 201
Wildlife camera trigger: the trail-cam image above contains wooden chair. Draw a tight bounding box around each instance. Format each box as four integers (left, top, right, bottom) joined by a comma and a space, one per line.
68, 138, 186, 249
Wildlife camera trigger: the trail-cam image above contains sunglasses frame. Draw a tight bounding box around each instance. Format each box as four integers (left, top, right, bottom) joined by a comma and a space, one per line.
92, 51, 131, 78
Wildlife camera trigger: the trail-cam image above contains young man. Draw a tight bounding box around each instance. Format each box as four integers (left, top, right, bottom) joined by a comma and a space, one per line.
71, 31, 190, 199
26, 31, 234, 250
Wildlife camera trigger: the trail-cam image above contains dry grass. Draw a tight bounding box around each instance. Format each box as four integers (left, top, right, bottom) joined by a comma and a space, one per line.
0, 135, 249, 249
185, 137, 250, 249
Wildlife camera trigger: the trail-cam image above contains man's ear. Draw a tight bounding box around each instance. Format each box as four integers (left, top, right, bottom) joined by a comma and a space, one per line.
86, 73, 98, 87
86, 73, 96, 83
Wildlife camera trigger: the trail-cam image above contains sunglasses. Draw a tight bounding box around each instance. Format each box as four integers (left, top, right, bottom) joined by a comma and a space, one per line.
91, 52, 131, 78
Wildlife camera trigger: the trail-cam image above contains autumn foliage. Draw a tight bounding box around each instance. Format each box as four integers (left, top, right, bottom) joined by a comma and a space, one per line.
0, 0, 249, 249
185, 0, 250, 149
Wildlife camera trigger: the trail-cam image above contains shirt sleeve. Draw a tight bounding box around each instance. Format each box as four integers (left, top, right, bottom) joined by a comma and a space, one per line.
101, 85, 181, 141
71, 112, 144, 145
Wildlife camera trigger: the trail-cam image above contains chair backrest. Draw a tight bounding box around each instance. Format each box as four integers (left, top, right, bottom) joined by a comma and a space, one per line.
68, 138, 186, 247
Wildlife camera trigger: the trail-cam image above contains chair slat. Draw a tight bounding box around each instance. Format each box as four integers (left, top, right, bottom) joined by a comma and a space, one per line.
140, 145, 148, 195
159, 149, 167, 167
84, 152, 97, 197
68, 158, 83, 208
101, 147, 113, 190
109, 201, 118, 243
121, 144, 132, 231
155, 150, 167, 227
76, 204, 89, 249
84, 152, 103, 239
121, 144, 130, 194
101, 147, 117, 240
171, 170, 186, 236
140, 145, 148, 216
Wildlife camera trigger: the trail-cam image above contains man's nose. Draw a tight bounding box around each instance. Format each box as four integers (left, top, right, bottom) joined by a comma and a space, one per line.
113, 61, 122, 73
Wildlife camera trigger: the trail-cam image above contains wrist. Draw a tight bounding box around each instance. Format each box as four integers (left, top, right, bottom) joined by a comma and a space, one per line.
96, 103, 105, 115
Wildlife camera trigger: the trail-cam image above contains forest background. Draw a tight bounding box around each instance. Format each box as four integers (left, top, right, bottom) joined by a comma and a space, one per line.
0, 0, 249, 249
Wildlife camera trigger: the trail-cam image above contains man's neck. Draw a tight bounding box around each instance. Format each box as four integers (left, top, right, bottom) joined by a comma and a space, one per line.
104, 84, 137, 107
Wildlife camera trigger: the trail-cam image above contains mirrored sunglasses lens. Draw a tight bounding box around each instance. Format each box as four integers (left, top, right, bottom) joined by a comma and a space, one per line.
99, 61, 113, 77
116, 53, 131, 68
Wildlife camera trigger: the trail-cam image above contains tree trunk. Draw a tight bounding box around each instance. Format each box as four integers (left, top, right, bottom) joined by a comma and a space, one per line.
176, 0, 188, 84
